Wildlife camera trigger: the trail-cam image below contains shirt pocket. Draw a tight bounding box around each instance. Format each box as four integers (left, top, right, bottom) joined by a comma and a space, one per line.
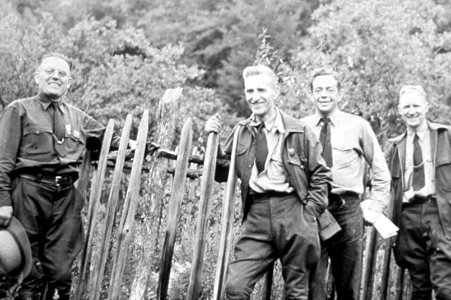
65, 130, 86, 159
332, 141, 359, 169
21, 126, 53, 156
267, 155, 286, 180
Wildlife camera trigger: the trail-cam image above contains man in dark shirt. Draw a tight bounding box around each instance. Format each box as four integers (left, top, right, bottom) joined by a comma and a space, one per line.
0, 53, 118, 300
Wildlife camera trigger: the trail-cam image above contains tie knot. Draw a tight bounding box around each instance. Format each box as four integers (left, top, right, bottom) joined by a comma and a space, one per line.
257, 122, 265, 132
321, 117, 330, 125
51, 101, 60, 111
413, 132, 420, 141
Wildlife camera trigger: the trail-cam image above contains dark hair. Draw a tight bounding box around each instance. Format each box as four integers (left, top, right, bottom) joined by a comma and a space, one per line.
308, 67, 341, 92
39, 52, 73, 70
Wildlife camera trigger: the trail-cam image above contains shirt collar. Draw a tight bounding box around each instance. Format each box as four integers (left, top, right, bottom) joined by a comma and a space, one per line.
36, 93, 65, 111
313, 109, 341, 126
407, 121, 428, 141
249, 107, 285, 133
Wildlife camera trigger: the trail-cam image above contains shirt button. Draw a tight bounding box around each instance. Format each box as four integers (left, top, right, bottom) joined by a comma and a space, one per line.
249, 164, 252, 168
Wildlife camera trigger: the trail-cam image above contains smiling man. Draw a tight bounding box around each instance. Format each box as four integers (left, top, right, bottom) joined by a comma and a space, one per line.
0, 53, 119, 300
387, 85, 451, 300
301, 67, 390, 300
206, 65, 333, 299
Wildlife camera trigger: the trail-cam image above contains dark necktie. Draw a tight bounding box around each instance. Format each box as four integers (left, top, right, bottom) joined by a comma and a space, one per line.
412, 133, 425, 191
319, 117, 333, 167
255, 122, 268, 173
51, 102, 65, 142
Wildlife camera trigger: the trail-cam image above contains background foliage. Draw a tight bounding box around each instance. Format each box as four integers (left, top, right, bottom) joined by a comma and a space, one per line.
1, 0, 451, 298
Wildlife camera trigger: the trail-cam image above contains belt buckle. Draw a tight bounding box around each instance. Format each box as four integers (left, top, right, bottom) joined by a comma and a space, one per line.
55, 176, 63, 186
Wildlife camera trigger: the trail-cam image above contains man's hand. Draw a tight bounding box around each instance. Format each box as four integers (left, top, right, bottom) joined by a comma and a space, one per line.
205, 114, 222, 134
360, 200, 381, 225
0, 206, 13, 228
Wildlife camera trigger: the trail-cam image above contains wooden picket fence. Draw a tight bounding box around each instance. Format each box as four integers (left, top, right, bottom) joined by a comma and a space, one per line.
69, 89, 412, 300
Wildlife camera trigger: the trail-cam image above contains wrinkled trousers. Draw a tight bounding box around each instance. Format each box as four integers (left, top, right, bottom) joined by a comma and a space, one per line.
225, 194, 320, 300
12, 176, 84, 297
394, 198, 451, 300
309, 192, 364, 300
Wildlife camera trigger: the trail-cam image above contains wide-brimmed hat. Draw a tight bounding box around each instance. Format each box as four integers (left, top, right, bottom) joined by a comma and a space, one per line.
0, 217, 32, 279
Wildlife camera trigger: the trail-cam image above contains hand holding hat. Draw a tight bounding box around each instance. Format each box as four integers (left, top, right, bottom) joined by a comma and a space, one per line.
0, 217, 32, 279
0, 206, 13, 228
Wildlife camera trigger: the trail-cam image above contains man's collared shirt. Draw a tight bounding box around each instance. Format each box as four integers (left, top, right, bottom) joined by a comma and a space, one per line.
0, 94, 109, 207
404, 122, 435, 201
302, 110, 390, 211
248, 108, 294, 194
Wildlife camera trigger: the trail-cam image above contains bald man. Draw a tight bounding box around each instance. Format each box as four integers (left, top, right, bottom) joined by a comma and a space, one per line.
387, 85, 451, 300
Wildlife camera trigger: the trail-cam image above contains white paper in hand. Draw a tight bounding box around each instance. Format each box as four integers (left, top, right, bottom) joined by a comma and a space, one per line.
373, 214, 399, 239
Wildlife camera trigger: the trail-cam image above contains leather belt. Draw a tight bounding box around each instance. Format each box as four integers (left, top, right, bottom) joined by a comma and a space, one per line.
19, 173, 78, 187
403, 195, 436, 208
248, 190, 294, 201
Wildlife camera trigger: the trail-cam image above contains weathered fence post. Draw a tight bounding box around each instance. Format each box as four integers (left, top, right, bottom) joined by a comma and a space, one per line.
74, 120, 115, 300
212, 127, 240, 300
107, 110, 149, 300
361, 226, 378, 300
129, 88, 182, 300
157, 118, 193, 300
89, 114, 133, 300
187, 132, 219, 299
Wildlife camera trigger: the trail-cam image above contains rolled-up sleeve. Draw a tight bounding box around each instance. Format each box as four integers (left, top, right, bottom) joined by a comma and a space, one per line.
0, 107, 22, 207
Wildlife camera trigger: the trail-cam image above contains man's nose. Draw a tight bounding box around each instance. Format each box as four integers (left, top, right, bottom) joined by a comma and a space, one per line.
50, 71, 60, 79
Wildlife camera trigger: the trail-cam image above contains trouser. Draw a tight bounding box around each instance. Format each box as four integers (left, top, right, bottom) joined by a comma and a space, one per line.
309, 192, 364, 300
11, 176, 84, 298
225, 193, 320, 300
394, 197, 451, 300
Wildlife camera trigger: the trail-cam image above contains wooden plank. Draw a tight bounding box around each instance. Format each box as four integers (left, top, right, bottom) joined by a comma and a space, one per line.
394, 267, 405, 300
89, 114, 133, 300
74, 120, 115, 300
212, 127, 240, 300
380, 186, 397, 300
156, 118, 193, 300
187, 132, 219, 299
129, 88, 182, 299
76, 150, 93, 199
262, 262, 274, 300
107, 110, 149, 300
361, 226, 378, 300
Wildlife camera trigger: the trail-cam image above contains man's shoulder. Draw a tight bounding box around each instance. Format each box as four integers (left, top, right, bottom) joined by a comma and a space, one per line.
387, 132, 406, 145
429, 122, 451, 132
8, 96, 36, 107
300, 114, 316, 125
336, 110, 367, 123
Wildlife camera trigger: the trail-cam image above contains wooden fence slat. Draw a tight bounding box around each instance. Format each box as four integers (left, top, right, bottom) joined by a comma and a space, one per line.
106, 110, 149, 300
187, 132, 219, 299
394, 267, 405, 300
212, 127, 240, 300
89, 114, 133, 300
361, 227, 378, 300
74, 120, 115, 300
76, 150, 94, 199
157, 118, 193, 300
262, 262, 274, 300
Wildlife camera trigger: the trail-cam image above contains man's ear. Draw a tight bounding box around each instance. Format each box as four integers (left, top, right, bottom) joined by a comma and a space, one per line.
67, 77, 72, 90
337, 89, 344, 102
34, 72, 39, 85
